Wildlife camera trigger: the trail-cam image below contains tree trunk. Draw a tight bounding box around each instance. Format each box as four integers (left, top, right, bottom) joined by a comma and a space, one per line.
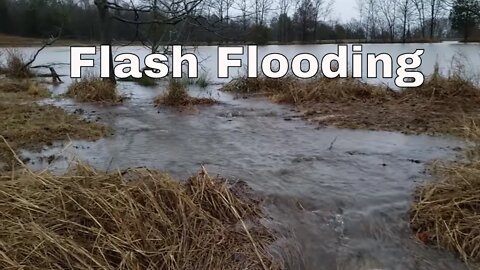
95, 0, 116, 84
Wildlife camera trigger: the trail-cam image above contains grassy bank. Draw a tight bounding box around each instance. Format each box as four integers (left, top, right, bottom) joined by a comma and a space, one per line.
410, 159, 480, 263
0, 76, 277, 269
410, 123, 480, 264
222, 72, 480, 136
0, 34, 91, 47
0, 164, 279, 269
0, 79, 50, 101
0, 78, 109, 170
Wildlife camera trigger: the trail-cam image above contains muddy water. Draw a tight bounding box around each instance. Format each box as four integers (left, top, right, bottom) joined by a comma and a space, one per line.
3, 44, 478, 269
19, 81, 467, 269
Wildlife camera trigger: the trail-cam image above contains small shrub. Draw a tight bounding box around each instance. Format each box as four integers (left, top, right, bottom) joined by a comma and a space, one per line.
178, 73, 210, 88
135, 75, 157, 86
1, 50, 32, 78
196, 74, 210, 88
66, 77, 122, 103
155, 79, 217, 107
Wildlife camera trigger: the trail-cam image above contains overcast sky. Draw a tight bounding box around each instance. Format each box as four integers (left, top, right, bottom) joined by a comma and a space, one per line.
332, 0, 358, 21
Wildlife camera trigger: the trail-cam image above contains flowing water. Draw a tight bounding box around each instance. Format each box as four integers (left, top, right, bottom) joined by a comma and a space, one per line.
3, 42, 480, 269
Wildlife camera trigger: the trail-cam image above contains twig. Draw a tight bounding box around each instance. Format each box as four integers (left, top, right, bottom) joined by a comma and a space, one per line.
328, 136, 338, 151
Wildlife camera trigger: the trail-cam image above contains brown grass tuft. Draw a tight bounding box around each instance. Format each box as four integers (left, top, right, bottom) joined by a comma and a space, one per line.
410, 160, 480, 263
0, 50, 33, 78
66, 78, 123, 103
222, 76, 393, 104
0, 163, 279, 269
155, 79, 217, 107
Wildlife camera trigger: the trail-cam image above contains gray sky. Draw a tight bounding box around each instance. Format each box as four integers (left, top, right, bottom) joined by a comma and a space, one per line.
332, 0, 358, 21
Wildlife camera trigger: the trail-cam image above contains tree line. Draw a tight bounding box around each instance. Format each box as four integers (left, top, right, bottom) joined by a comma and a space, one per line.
0, 0, 478, 44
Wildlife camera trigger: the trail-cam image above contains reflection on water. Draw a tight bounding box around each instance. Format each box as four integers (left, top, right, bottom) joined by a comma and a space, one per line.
5, 43, 479, 269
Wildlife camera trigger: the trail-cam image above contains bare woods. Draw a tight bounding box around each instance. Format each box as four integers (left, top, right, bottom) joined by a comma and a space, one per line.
0, 0, 478, 45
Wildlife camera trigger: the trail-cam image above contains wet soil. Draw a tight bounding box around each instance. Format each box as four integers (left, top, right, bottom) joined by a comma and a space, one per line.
0, 78, 109, 170
299, 99, 479, 136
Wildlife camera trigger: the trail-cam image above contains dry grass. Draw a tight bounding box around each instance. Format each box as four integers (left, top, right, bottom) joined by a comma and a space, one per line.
0, 79, 50, 101
155, 79, 217, 107
0, 161, 279, 269
399, 72, 480, 105
410, 122, 480, 263
275, 77, 393, 104
0, 50, 33, 78
0, 34, 43, 47
222, 73, 480, 136
0, 103, 109, 170
222, 76, 393, 104
66, 78, 123, 103
410, 160, 480, 263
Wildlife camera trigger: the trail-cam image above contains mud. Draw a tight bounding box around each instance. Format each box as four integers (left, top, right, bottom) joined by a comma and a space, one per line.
299, 99, 478, 136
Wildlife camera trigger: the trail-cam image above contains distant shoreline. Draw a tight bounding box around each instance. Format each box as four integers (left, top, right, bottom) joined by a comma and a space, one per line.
1, 33, 479, 48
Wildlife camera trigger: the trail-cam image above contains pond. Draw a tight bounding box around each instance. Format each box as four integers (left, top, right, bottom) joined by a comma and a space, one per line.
5, 42, 480, 87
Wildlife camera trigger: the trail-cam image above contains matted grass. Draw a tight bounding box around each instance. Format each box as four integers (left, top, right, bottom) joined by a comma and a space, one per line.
222, 74, 480, 136
0, 79, 50, 101
0, 104, 109, 170
410, 123, 480, 263
0, 77, 109, 170
399, 73, 480, 104
222, 76, 393, 104
155, 79, 217, 107
410, 160, 480, 263
66, 78, 123, 103
0, 162, 279, 269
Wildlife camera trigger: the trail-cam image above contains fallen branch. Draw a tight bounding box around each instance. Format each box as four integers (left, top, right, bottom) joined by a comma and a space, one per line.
30, 65, 62, 83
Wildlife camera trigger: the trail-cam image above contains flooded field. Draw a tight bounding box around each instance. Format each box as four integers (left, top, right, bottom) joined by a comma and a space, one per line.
3, 42, 480, 269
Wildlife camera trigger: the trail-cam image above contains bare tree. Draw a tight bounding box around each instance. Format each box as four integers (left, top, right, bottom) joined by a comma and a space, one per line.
312, 0, 334, 39
278, 0, 291, 14
358, 0, 380, 40
253, 0, 273, 25
235, 0, 251, 31
224, 0, 235, 22
378, 0, 399, 41
399, 0, 414, 42
93, 0, 206, 82
427, 0, 447, 39
412, 0, 447, 39
294, 0, 317, 41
